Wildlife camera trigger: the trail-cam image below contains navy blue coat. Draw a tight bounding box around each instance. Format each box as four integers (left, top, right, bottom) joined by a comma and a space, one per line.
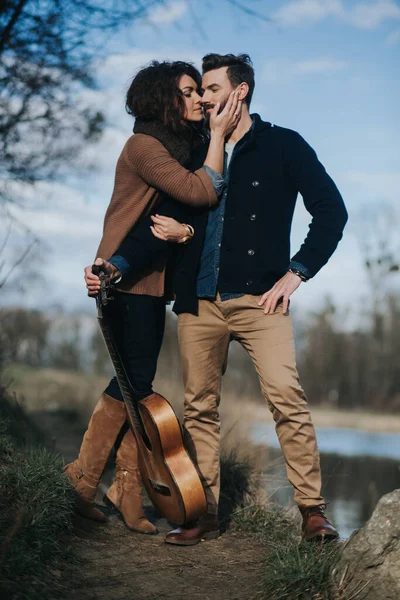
172, 114, 347, 314
114, 114, 348, 316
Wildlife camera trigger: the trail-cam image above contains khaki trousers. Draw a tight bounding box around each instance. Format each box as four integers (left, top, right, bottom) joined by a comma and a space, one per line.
178, 294, 324, 514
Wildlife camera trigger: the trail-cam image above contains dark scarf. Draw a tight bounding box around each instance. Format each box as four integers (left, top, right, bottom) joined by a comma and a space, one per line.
133, 119, 193, 166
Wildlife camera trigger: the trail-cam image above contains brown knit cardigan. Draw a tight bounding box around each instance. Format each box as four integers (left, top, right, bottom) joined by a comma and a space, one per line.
95, 133, 217, 296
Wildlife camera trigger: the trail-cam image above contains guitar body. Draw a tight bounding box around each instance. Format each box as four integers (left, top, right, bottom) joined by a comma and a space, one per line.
92, 267, 206, 525
134, 394, 207, 524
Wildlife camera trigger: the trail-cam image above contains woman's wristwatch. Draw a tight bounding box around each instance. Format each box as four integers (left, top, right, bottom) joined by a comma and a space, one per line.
178, 224, 195, 245
288, 267, 309, 282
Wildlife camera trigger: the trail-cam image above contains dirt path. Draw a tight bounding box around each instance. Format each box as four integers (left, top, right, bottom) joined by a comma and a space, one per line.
32, 411, 264, 600
67, 512, 263, 600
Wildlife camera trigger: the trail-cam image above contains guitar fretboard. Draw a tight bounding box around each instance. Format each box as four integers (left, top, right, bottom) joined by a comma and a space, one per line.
99, 314, 144, 438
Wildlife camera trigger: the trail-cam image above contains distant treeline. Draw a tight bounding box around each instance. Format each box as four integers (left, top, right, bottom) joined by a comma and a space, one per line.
0, 295, 399, 413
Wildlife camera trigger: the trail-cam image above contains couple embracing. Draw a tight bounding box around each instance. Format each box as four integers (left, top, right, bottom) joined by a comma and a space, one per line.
65, 53, 348, 545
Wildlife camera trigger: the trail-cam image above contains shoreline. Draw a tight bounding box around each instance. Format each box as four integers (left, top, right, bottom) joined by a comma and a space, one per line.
240, 401, 400, 434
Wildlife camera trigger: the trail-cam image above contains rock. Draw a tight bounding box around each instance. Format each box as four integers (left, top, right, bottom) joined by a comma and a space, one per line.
337, 489, 400, 600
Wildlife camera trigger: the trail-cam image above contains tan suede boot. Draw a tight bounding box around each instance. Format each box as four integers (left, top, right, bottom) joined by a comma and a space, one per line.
105, 427, 158, 534
64, 393, 127, 522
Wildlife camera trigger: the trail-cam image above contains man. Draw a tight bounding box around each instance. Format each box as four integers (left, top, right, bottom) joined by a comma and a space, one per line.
88, 53, 348, 545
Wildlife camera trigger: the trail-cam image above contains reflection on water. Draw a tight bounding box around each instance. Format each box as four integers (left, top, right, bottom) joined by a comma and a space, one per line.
253, 424, 400, 539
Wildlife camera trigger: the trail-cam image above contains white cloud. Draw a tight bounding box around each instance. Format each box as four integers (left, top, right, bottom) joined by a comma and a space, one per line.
7, 181, 104, 238
147, 1, 188, 25
348, 0, 400, 29
262, 57, 348, 83
273, 0, 400, 29
81, 125, 130, 172
97, 48, 202, 89
273, 0, 344, 26
97, 50, 160, 86
294, 58, 348, 73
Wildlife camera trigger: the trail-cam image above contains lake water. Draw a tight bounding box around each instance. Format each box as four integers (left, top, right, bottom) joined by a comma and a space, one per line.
253, 423, 400, 539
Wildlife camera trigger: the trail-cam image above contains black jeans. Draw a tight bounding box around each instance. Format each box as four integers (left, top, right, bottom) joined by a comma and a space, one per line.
104, 292, 166, 402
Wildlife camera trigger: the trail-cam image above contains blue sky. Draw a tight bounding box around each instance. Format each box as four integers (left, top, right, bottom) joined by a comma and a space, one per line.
6, 0, 400, 317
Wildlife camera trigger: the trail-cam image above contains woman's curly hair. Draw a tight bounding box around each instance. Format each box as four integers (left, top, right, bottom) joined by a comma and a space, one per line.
126, 61, 202, 136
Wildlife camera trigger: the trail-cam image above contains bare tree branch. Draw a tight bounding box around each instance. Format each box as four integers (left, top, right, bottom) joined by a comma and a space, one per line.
0, 237, 39, 290
0, 0, 272, 203
225, 0, 272, 22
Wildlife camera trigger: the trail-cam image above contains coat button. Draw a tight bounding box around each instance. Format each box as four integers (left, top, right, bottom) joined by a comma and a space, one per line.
252, 180, 259, 187
246, 279, 252, 286
250, 214, 256, 221
247, 249, 255, 256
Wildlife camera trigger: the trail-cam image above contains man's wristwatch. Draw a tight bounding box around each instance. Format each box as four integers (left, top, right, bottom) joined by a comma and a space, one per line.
288, 268, 309, 282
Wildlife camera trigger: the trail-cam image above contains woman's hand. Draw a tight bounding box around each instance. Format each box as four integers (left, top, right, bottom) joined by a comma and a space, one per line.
84, 258, 119, 296
209, 90, 242, 139
150, 214, 187, 242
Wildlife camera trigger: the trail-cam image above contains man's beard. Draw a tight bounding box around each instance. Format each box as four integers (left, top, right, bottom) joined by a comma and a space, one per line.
202, 97, 229, 121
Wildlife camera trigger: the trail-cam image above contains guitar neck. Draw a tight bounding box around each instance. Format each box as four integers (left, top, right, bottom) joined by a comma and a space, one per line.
96, 310, 144, 438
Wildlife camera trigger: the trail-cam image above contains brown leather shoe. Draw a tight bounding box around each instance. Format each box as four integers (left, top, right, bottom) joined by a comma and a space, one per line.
165, 514, 219, 546
299, 504, 339, 541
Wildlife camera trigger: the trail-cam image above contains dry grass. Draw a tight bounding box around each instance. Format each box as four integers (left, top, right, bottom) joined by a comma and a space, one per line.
6, 363, 400, 434
3, 363, 107, 423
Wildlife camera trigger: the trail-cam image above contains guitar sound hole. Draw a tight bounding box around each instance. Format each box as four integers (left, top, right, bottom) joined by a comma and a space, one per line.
149, 479, 171, 496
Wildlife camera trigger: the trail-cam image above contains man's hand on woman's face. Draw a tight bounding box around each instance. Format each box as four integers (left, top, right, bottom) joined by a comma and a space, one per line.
84, 258, 118, 296
150, 214, 187, 242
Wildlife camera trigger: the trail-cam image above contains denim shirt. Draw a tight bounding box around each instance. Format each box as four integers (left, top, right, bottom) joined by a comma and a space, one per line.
196, 140, 245, 301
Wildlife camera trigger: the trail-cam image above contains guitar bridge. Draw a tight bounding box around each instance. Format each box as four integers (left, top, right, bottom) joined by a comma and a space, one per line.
149, 479, 171, 496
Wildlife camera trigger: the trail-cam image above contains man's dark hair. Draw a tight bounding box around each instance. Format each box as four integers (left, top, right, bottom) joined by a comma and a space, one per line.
126, 61, 202, 135
202, 53, 255, 106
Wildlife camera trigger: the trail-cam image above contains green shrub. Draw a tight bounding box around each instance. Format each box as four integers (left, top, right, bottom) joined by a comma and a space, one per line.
0, 395, 75, 600
234, 503, 343, 600
219, 448, 253, 528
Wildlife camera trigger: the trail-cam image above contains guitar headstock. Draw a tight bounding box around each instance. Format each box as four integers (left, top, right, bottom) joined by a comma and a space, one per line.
92, 263, 113, 308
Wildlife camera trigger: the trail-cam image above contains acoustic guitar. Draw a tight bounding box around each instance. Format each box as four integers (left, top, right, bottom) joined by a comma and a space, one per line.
92, 265, 206, 525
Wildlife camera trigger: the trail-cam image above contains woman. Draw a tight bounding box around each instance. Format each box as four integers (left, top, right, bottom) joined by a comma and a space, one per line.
66, 60, 241, 534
